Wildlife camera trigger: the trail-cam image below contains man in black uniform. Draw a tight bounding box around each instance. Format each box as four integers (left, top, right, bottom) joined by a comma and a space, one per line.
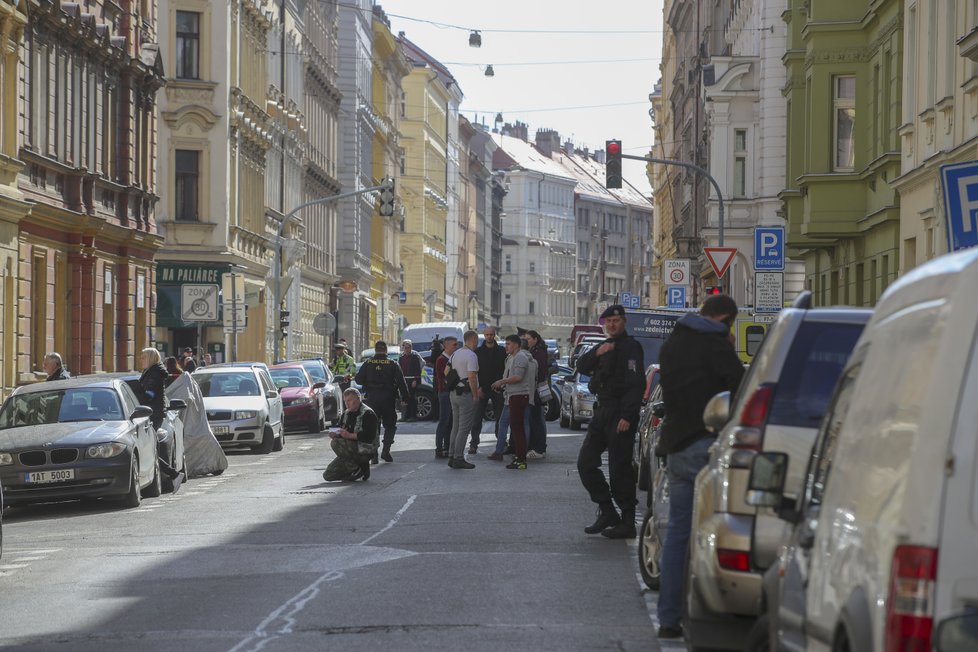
355, 341, 410, 463
575, 304, 646, 539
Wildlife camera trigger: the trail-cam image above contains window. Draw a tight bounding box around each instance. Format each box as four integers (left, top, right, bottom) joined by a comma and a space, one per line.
175, 11, 200, 80
400, 90, 406, 118
528, 300, 535, 314
805, 364, 860, 508
529, 261, 535, 274
175, 149, 200, 221
504, 294, 511, 314
733, 129, 747, 197
400, 156, 405, 175
505, 255, 511, 273
833, 75, 856, 170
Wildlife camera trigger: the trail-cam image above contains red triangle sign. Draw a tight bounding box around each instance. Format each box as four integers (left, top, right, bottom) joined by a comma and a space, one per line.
704, 247, 737, 279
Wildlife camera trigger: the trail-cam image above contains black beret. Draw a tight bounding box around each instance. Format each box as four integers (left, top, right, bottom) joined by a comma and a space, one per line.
600, 304, 626, 319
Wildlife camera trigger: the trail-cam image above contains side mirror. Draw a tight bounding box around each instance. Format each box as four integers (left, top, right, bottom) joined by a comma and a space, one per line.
266, 389, 279, 399
312, 382, 326, 390
746, 452, 789, 508
703, 391, 731, 433
130, 405, 154, 420
652, 401, 666, 419
936, 613, 978, 651
168, 399, 188, 411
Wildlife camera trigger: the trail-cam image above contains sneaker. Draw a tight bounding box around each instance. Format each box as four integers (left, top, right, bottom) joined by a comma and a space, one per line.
657, 625, 683, 639
468, 446, 478, 454
487, 452, 504, 461
455, 459, 475, 469
505, 459, 527, 470
526, 450, 545, 460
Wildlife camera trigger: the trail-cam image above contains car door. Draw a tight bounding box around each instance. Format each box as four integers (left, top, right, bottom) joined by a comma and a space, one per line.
259, 369, 283, 428
120, 383, 155, 480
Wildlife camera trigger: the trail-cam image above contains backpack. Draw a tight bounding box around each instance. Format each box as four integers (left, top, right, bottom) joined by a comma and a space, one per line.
445, 352, 462, 391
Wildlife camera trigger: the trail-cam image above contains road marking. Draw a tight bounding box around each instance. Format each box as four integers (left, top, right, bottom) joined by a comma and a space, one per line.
0, 564, 30, 570
227, 494, 418, 652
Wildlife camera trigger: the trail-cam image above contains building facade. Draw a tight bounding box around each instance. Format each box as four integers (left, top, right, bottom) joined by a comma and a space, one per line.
894, 2, 978, 272
156, 0, 273, 362
466, 120, 499, 326
18, 0, 164, 380
781, 0, 903, 306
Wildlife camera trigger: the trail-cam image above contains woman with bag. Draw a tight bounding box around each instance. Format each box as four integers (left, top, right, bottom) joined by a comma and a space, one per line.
525, 330, 550, 459
323, 388, 379, 482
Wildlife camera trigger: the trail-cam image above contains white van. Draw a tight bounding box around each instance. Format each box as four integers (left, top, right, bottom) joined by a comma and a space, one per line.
746, 248, 978, 652
400, 322, 468, 359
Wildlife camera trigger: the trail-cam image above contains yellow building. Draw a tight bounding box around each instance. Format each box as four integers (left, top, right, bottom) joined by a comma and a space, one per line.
369, 10, 410, 344
397, 36, 459, 325
649, 54, 679, 305
0, 0, 29, 396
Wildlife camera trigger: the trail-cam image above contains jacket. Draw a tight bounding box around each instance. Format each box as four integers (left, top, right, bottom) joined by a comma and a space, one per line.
330, 353, 356, 379
657, 313, 745, 455
529, 343, 549, 383
434, 353, 450, 392
399, 351, 425, 382
575, 332, 646, 424
355, 354, 410, 403
475, 342, 507, 389
46, 366, 71, 382
138, 362, 170, 426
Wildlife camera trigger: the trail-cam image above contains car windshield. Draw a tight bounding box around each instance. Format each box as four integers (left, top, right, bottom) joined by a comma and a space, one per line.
302, 361, 328, 384
196, 372, 262, 397
0, 388, 124, 428
271, 369, 308, 388
577, 374, 591, 384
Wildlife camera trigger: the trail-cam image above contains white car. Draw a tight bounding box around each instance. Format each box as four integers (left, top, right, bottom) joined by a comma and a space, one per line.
745, 248, 978, 652
193, 364, 284, 453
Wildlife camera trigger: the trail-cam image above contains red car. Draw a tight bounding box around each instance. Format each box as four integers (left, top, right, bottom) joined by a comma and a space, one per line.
270, 364, 327, 433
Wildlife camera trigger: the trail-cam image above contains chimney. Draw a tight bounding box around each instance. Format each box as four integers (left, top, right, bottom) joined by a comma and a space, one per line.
501, 121, 529, 142
594, 149, 606, 164
563, 140, 575, 156
534, 128, 561, 158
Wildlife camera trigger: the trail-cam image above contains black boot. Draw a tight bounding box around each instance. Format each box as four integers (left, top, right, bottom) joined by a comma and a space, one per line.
381, 444, 393, 463
584, 502, 620, 534
601, 509, 637, 539
370, 453, 379, 465
360, 462, 370, 481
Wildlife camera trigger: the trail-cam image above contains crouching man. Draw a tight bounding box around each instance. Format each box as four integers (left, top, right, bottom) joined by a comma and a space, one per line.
323, 388, 379, 482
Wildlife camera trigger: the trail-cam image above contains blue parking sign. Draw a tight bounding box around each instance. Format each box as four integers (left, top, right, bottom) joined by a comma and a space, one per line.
666, 286, 686, 309
941, 161, 978, 251
754, 227, 785, 270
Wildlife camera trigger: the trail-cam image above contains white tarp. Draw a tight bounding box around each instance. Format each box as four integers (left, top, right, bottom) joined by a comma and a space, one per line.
165, 373, 228, 478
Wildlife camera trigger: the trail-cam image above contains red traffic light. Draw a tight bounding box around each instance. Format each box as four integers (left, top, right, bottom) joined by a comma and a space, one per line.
607, 141, 621, 156
706, 286, 721, 295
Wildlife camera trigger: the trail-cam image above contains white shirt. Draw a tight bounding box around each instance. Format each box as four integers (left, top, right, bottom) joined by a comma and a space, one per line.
451, 347, 479, 381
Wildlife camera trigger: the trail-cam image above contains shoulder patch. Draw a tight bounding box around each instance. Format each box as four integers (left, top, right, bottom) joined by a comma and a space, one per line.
628, 360, 637, 372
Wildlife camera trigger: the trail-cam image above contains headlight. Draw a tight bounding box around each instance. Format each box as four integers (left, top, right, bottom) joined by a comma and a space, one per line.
235, 410, 258, 420
576, 390, 590, 400
291, 397, 312, 406
86, 443, 127, 459
0, 452, 13, 465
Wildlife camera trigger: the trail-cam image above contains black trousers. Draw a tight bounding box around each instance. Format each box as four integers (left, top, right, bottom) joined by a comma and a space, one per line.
577, 398, 638, 513
469, 390, 503, 446
364, 395, 398, 446
401, 380, 418, 420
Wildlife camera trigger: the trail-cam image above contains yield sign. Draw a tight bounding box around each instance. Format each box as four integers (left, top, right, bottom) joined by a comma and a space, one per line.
704, 247, 737, 279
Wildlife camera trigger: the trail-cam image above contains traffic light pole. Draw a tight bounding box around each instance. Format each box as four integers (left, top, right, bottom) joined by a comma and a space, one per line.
621, 153, 725, 247
272, 180, 393, 355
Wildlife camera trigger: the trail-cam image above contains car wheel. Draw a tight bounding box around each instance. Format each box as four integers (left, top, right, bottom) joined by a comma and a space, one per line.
273, 424, 285, 452
415, 391, 434, 421
256, 424, 275, 454
483, 402, 496, 422
545, 397, 559, 422
744, 614, 770, 652
570, 417, 582, 431
120, 456, 142, 509
308, 409, 323, 433
638, 506, 661, 590
560, 413, 569, 428
142, 457, 162, 498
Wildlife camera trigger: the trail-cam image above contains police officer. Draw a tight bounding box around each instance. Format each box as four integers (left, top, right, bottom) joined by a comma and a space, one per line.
575, 304, 646, 539
330, 343, 356, 392
355, 341, 410, 463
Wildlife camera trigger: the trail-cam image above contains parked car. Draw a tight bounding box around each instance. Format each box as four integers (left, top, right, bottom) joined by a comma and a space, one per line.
1, 480, 4, 557
0, 377, 162, 508
638, 394, 667, 591
270, 363, 327, 433
556, 371, 595, 430
636, 377, 663, 491
193, 364, 284, 453
744, 248, 978, 652
297, 358, 342, 424
684, 293, 871, 650
569, 336, 604, 368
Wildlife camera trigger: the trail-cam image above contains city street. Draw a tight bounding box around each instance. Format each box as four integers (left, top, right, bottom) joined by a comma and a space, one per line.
0, 422, 671, 652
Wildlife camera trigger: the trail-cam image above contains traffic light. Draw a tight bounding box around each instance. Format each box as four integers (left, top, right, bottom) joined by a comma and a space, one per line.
279, 309, 290, 339
705, 286, 722, 296
605, 139, 622, 189
379, 177, 396, 217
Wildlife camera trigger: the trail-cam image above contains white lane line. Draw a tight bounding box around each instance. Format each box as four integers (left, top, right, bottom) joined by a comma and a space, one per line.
7, 556, 47, 562
7, 549, 61, 555
0, 564, 30, 570
227, 494, 418, 652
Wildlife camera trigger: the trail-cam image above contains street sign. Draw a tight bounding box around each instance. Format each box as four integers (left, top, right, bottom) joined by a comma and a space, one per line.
620, 292, 640, 308
312, 312, 336, 336
398, 291, 407, 304
754, 227, 785, 271
181, 284, 219, 322
666, 286, 687, 309
663, 259, 691, 285
222, 273, 245, 305
754, 272, 784, 313
704, 247, 737, 279
223, 304, 247, 333
940, 161, 978, 251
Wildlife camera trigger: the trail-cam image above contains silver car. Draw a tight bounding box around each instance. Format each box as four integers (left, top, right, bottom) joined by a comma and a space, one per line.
557, 371, 595, 430
193, 365, 284, 453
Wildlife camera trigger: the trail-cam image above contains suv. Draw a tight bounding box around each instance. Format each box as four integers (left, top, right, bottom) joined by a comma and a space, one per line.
684, 294, 870, 650
193, 364, 284, 453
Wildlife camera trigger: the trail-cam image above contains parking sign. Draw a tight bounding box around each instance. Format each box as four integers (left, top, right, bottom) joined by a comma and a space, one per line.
666, 286, 686, 309
754, 227, 785, 270
941, 161, 978, 251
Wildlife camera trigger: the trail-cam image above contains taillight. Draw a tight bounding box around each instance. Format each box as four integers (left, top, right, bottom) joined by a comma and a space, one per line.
885, 545, 937, 652
717, 549, 751, 572
739, 383, 776, 429
651, 416, 660, 427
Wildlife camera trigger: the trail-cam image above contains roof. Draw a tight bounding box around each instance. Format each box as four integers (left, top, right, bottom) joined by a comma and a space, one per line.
12, 376, 120, 395
553, 149, 651, 208
491, 133, 577, 182
398, 34, 460, 94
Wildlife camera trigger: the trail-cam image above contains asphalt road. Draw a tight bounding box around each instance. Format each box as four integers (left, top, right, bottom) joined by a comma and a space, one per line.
1, 420, 674, 651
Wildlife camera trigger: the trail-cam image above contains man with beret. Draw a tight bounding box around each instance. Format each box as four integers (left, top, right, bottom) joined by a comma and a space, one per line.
575, 304, 646, 539
330, 342, 356, 392
355, 341, 410, 463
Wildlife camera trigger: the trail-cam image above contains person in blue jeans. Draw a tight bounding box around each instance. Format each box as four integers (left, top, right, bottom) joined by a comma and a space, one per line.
433, 337, 459, 458
655, 294, 745, 640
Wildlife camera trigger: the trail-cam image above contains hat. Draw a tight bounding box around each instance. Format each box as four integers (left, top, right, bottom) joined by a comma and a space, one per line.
182, 347, 194, 354
600, 304, 626, 320
374, 340, 388, 351
516, 326, 528, 337
333, 342, 346, 350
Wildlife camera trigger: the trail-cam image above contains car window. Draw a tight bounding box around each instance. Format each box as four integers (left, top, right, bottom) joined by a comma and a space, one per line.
803, 363, 861, 508
302, 361, 328, 384
119, 383, 141, 414
0, 388, 123, 428
769, 322, 865, 428
258, 370, 275, 394
195, 372, 262, 397
577, 374, 591, 384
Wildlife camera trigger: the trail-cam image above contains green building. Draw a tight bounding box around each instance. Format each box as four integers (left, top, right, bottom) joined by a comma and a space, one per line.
781, 1, 903, 306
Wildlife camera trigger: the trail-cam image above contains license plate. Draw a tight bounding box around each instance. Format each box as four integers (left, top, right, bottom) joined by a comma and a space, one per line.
25, 468, 75, 484
213, 426, 230, 434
